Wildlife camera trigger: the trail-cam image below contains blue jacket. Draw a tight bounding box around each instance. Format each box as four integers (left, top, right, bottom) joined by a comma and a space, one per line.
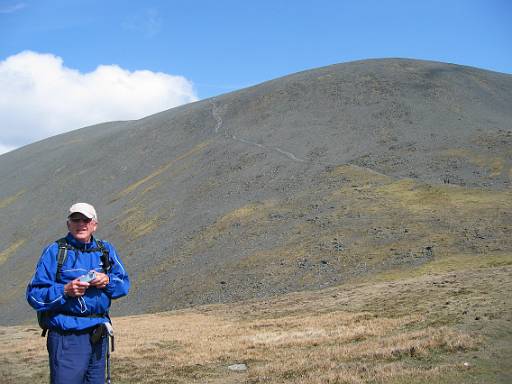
26, 233, 130, 331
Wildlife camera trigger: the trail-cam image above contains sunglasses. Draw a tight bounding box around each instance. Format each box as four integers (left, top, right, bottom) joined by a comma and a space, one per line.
69, 217, 93, 224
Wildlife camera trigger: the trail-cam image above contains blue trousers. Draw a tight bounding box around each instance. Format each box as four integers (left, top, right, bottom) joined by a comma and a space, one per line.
47, 329, 107, 384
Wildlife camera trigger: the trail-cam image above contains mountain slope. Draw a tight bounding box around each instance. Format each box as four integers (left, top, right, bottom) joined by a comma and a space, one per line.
3, 263, 511, 383
0, 58, 511, 325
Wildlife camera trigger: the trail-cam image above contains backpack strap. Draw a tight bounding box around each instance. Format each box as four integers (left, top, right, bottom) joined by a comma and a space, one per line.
55, 238, 69, 283
96, 240, 111, 274
55, 238, 110, 277
40, 238, 111, 337
40, 238, 68, 337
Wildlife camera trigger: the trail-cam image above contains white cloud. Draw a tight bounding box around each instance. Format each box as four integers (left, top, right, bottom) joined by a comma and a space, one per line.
0, 51, 198, 155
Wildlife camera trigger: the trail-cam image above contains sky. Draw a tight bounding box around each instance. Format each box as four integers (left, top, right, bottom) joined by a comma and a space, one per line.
0, 0, 511, 155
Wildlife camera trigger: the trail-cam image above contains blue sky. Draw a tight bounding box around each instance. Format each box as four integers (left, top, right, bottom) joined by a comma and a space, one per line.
0, 0, 511, 153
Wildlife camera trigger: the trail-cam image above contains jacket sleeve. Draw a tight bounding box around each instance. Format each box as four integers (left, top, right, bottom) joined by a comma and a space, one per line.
103, 242, 130, 299
26, 244, 68, 312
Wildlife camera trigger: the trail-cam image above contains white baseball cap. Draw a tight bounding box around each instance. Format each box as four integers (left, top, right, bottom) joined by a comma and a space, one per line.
68, 202, 98, 221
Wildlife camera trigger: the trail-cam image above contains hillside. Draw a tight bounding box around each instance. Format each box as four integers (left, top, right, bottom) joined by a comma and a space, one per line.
2, 261, 511, 383
0, 58, 511, 325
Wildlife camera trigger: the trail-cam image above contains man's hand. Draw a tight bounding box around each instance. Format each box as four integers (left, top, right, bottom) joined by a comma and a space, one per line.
89, 272, 109, 289
64, 279, 90, 297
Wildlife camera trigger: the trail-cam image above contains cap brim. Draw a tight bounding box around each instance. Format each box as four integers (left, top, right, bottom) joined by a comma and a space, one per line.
68, 211, 94, 219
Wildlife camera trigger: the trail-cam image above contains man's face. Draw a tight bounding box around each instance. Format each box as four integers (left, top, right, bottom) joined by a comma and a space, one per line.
67, 213, 97, 243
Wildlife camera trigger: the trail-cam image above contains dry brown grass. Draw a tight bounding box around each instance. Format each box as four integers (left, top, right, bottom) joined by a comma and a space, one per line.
440, 148, 506, 178
0, 189, 25, 209
107, 309, 477, 384
112, 141, 210, 202
4, 263, 510, 384
0, 238, 26, 267
115, 205, 163, 241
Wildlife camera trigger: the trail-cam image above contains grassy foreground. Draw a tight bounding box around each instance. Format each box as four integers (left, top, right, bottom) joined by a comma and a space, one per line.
1, 255, 511, 384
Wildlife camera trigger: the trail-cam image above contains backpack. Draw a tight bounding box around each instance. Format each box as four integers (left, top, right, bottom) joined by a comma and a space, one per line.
37, 237, 111, 336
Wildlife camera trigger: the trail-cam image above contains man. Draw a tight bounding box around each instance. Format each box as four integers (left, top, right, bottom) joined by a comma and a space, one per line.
27, 202, 130, 384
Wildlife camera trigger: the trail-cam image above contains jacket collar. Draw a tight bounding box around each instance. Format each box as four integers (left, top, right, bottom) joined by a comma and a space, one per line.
65, 233, 97, 251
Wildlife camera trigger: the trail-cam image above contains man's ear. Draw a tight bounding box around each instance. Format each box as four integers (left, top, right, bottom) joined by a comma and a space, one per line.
66, 220, 71, 231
